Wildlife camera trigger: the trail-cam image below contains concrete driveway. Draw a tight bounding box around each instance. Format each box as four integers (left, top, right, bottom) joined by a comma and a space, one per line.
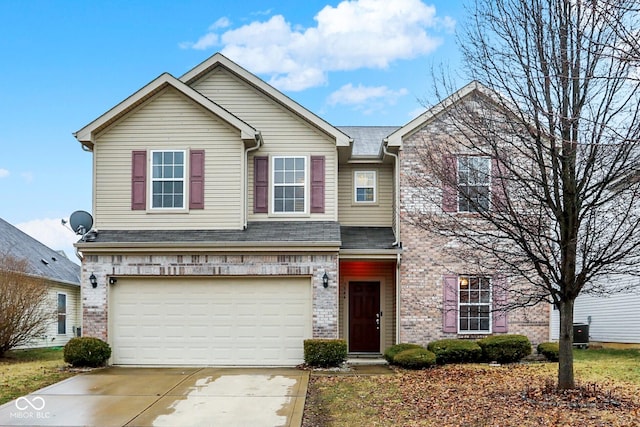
0, 367, 308, 427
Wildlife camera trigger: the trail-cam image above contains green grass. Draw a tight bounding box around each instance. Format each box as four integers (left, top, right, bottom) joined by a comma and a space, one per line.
0, 347, 76, 405
574, 348, 640, 384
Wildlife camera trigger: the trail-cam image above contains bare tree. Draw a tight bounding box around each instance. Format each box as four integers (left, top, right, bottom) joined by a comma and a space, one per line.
0, 254, 55, 357
408, 0, 640, 389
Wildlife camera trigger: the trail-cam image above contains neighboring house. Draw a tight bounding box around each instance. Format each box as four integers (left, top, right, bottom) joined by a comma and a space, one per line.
73, 54, 548, 366
0, 218, 81, 348
550, 275, 640, 348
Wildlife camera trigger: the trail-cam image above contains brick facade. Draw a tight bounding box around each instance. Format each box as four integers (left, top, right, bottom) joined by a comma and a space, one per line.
80, 252, 339, 342
398, 127, 550, 347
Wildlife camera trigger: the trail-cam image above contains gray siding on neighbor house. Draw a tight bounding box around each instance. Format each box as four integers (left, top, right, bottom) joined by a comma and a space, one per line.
551, 277, 640, 344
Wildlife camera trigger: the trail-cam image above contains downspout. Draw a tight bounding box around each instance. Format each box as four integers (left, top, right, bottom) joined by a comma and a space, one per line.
382, 140, 400, 247
383, 139, 402, 344
244, 132, 263, 230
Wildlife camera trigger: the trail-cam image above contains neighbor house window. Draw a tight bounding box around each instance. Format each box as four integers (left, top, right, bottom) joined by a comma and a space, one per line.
57, 293, 67, 335
458, 276, 491, 333
273, 156, 306, 213
354, 171, 376, 203
151, 150, 185, 209
458, 156, 490, 212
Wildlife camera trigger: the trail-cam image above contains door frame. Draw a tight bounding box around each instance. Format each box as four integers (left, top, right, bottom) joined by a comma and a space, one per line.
342, 276, 387, 353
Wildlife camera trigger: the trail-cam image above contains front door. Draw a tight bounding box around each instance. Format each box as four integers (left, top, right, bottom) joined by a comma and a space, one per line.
349, 281, 381, 352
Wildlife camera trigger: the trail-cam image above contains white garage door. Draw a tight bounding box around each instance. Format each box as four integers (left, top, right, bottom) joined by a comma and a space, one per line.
109, 277, 312, 366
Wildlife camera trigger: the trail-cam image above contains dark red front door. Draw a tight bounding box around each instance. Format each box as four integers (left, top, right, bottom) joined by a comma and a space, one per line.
349, 281, 380, 352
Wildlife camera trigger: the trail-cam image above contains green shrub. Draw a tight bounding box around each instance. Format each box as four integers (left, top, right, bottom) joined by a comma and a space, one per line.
537, 342, 559, 362
393, 348, 437, 369
383, 343, 424, 363
63, 337, 111, 367
427, 339, 482, 364
303, 339, 347, 367
478, 334, 532, 363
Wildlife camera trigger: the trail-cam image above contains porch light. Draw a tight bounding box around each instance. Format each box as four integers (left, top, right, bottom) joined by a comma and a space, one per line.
89, 273, 98, 288
322, 272, 329, 288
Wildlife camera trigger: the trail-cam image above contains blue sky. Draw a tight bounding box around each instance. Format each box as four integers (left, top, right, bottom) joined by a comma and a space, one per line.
0, 0, 466, 261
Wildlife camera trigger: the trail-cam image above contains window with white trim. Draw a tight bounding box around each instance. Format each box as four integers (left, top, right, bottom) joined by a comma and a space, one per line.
273, 156, 306, 213
57, 293, 67, 335
458, 156, 490, 213
354, 171, 376, 203
151, 150, 185, 209
458, 276, 491, 332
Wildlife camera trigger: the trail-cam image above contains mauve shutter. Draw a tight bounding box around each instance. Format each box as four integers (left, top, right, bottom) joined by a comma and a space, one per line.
310, 155, 325, 213
254, 156, 268, 213
492, 274, 508, 333
131, 150, 147, 210
442, 274, 458, 333
189, 149, 205, 209
491, 157, 507, 211
442, 155, 457, 212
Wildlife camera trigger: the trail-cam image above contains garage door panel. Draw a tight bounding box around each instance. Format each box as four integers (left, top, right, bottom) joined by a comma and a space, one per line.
110, 277, 312, 366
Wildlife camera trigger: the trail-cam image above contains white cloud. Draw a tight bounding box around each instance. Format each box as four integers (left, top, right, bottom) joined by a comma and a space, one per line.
180, 0, 454, 91
328, 83, 408, 106
209, 17, 231, 31
17, 218, 80, 264
0, 168, 9, 178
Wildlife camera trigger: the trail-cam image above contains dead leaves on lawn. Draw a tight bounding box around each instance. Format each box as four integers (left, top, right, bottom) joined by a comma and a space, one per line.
303, 364, 640, 427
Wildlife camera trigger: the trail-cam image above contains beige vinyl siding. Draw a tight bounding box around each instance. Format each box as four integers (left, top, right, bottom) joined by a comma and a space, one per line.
192, 68, 338, 221
339, 261, 396, 352
16, 282, 80, 349
94, 87, 244, 230
338, 164, 394, 226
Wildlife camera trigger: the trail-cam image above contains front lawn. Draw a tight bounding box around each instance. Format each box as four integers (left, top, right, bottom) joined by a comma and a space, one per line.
303, 348, 640, 426
0, 347, 76, 406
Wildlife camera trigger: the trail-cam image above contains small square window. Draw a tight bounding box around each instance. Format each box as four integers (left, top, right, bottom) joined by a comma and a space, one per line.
354, 171, 376, 203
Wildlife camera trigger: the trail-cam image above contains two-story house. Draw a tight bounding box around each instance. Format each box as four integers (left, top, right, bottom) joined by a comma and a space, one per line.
74, 53, 548, 366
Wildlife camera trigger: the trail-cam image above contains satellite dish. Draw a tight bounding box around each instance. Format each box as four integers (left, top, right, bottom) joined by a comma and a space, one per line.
69, 211, 93, 236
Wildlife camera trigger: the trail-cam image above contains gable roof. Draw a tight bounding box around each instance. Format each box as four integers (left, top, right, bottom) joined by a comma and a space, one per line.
386, 81, 491, 148
180, 53, 352, 148
0, 218, 80, 286
74, 72, 260, 150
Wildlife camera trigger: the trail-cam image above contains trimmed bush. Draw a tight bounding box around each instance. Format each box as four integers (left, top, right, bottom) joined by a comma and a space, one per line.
427, 339, 482, 364
63, 337, 111, 367
478, 334, 532, 363
303, 339, 347, 367
393, 348, 437, 369
537, 342, 560, 362
383, 343, 424, 363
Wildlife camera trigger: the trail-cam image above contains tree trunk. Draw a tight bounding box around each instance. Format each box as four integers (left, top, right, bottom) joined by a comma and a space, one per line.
557, 299, 575, 389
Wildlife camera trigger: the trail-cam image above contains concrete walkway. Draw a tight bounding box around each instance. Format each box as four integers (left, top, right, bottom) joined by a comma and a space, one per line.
0, 367, 308, 427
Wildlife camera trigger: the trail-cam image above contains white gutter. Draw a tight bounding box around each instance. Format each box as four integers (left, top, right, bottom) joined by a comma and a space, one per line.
243, 132, 263, 229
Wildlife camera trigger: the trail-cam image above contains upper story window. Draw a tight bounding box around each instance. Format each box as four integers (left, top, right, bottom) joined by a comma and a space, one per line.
458, 156, 490, 213
458, 276, 491, 333
354, 171, 376, 203
273, 156, 306, 213
151, 151, 185, 209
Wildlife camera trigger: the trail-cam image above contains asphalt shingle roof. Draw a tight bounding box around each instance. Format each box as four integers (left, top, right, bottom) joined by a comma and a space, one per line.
89, 221, 342, 244
340, 226, 397, 250
0, 218, 80, 285
337, 126, 401, 158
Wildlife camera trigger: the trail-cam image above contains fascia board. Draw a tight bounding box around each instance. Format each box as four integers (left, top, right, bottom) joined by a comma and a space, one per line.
73, 73, 258, 145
